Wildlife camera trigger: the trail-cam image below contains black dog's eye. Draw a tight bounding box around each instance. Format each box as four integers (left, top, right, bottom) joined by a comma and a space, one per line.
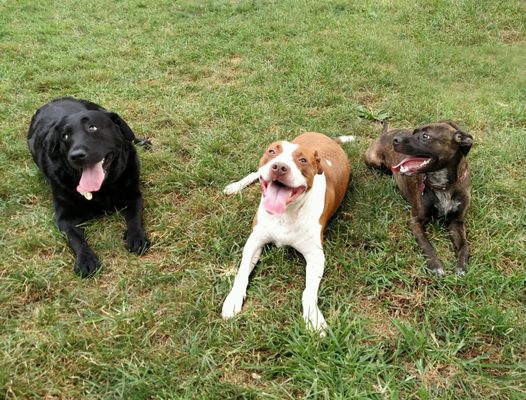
88, 125, 98, 133
422, 133, 430, 140
62, 133, 69, 140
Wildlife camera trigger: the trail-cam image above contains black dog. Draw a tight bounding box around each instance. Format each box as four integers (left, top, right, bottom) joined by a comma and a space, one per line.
365, 121, 473, 276
28, 97, 150, 277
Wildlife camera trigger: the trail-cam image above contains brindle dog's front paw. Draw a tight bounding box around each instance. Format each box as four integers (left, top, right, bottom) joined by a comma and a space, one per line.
74, 251, 101, 277
124, 229, 150, 255
427, 260, 445, 277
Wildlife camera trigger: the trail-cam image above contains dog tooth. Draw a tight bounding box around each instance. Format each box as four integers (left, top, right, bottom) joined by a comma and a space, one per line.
81, 192, 93, 200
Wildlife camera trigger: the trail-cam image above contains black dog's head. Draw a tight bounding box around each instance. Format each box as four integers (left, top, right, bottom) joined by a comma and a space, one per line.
391, 121, 473, 175
52, 110, 136, 195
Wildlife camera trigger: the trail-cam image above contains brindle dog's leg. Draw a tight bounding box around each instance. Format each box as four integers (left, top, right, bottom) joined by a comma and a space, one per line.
409, 215, 445, 277
448, 219, 469, 275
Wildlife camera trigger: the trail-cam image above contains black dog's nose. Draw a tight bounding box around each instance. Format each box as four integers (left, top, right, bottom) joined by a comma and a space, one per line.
271, 162, 289, 176
69, 149, 87, 162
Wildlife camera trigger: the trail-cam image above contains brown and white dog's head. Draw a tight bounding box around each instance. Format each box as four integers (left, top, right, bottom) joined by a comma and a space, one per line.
257, 140, 322, 216
391, 121, 473, 176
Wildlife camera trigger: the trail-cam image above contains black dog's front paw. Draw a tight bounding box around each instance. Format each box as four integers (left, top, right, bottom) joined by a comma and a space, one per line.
74, 251, 101, 277
124, 229, 150, 255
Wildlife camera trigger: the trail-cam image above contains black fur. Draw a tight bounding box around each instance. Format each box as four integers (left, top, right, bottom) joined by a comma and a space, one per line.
28, 97, 150, 277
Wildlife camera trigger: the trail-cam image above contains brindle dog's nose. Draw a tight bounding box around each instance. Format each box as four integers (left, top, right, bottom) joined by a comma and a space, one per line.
271, 162, 288, 176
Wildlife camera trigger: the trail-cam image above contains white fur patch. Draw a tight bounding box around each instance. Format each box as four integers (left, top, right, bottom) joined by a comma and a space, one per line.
434, 191, 461, 217
427, 168, 461, 216
427, 168, 449, 188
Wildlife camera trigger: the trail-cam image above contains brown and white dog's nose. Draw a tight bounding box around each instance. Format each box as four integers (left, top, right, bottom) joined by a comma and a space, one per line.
271, 162, 289, 177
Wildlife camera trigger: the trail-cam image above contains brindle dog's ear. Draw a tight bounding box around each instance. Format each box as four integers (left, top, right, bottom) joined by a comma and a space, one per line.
107, 112, 136, 142
314, 151, 323, 174
454, 131, 473, 156
442, 120, 461, 131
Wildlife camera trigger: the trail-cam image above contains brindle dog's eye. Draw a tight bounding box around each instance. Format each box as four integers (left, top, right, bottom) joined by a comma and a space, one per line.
422, 133, 429, 140
268, 149, 275, 155
88, 125, 98, 133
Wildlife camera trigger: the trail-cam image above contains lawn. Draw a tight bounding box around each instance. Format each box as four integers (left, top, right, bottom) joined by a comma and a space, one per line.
0, 0, 525, 398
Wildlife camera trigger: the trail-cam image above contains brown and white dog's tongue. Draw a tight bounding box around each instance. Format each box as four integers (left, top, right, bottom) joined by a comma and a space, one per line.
76, 160, 105, 194
262, 182, 292, 216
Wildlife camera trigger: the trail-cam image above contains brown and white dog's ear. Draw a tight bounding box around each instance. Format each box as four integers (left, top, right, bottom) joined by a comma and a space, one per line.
314, 151, 323, 174
454, 131, 473, 156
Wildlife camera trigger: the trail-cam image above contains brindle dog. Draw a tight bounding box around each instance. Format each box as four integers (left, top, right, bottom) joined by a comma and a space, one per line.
365, 121, 473, 276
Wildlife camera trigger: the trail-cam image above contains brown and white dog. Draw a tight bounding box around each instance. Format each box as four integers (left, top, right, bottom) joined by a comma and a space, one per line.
364, 121, 473, 276
222, 132, 353, 334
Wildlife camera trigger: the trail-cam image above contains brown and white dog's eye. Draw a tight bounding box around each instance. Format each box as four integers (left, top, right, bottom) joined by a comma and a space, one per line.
268, 149, 275, 155
88, 125, 98, 133
299, 157, 307, 164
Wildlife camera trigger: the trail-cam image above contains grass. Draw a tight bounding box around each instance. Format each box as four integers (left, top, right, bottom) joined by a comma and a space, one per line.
0, 0, 525, 398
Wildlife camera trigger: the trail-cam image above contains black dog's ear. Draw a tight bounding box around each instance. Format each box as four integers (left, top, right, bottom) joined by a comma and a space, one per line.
49, 120, 66, 158
454, 131, 473, 156
107, 112, 136, 142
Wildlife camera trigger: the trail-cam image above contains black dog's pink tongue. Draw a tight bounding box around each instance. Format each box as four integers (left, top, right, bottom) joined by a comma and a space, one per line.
262, 182, 292, 216
76, 161, 105, 193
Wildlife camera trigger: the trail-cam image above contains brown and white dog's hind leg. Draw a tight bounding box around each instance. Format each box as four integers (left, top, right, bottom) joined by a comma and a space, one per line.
223, 172, 259, 195
222, 231, 267, 318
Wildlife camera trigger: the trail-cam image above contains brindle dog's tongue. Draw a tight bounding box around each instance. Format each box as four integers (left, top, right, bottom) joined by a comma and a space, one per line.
392, 157, 430, 174
262, 181, 292, 216
76, 160, 105, 194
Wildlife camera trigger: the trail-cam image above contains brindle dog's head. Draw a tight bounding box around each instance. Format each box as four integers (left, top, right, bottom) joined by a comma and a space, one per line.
392, 121, 473, 175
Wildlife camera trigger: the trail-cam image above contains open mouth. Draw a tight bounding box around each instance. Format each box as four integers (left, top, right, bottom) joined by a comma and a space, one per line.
391, 157, 432, 176
260, 178, 306, 216
77, 155, 111, 200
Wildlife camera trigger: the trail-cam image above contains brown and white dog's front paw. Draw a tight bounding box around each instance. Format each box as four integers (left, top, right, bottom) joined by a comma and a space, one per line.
223, 172, 260, 195
223, 181, 244, 195
222, 289, 246, 319
303, 304, 328, 337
